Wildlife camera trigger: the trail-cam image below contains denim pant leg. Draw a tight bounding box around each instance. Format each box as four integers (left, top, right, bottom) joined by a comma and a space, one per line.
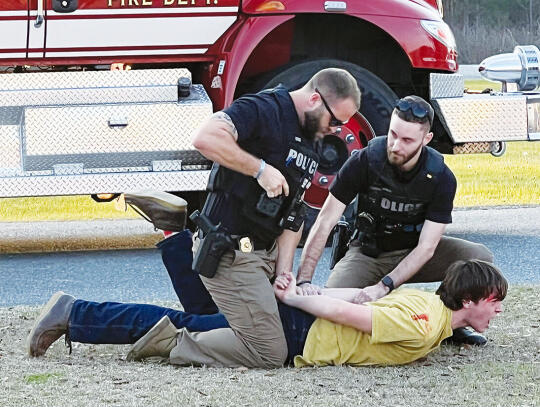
157, 230, 218, 315
68, 300, 229, 344
278, 302, 316, 364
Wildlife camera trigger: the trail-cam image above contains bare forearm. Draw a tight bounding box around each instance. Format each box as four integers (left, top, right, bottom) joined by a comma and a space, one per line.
296, 219, 331, 282
384, 221, 445, 288
275, 227, 303, 277
320, 288, 362, 302
387, 244, 435, 287
285, 294, 347, 321
297, 194, 346, 282
283, 294, 372, 333
195, 129, 261, 177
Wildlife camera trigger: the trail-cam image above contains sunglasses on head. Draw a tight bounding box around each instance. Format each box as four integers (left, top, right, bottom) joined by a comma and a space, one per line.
315, 87, 347, 127
395, 99, 432, 126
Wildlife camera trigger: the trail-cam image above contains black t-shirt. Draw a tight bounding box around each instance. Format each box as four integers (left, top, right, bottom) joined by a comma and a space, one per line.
204, 86, 305, 238
330, 145, 456, 224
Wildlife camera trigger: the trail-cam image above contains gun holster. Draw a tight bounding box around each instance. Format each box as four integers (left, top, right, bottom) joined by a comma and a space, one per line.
192, 231, 234, 278
329, 220, 352, 270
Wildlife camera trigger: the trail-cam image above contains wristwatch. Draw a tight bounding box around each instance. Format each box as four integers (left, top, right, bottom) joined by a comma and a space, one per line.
381, 276, 395, 293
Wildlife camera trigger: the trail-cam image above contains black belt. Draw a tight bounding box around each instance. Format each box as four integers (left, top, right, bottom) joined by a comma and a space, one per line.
197, 229, 273, 252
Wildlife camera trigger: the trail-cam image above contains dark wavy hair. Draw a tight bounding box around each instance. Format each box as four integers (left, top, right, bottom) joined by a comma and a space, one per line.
436, 260, 508, 310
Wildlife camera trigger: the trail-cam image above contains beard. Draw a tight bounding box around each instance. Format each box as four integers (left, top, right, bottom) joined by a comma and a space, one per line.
301, 110, 323, 141
386, 142, 423, 168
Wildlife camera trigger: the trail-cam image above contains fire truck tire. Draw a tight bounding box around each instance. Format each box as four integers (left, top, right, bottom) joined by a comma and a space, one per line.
254, 59, 397, 136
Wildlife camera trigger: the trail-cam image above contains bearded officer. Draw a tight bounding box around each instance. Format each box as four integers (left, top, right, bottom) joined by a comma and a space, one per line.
295, 95, 493, 346
171, 68, 361, 368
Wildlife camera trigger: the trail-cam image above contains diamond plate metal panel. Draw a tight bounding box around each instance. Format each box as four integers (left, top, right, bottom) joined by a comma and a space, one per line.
2, 86, 179, 107
0, 125, 22, 171
432, 94, 528, 143
152, 160, 183, 172
452, 142, 494, 154
430, 73, 465, 99
0, 69, 190, 106
0, 107, 23, 125
53, 163, 84, 175
0, 170, 210, 197
23, 86, 211, 167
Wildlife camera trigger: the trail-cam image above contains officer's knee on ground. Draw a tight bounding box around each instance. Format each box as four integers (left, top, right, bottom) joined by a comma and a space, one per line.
261, 338, 288, 369
468, 243, 494, 263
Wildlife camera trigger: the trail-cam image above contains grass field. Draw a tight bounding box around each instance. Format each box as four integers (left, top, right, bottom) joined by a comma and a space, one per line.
0, 195, 139, 222
464, 79, 502, 91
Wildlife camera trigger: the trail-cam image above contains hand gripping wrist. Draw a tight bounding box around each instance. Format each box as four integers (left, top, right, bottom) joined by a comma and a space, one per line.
255, 159, 266, 180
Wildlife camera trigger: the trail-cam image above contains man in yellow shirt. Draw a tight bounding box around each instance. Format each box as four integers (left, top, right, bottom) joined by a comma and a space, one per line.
275, 259, 506, 367
29, 259, 506, 367
132, 259, 505, 366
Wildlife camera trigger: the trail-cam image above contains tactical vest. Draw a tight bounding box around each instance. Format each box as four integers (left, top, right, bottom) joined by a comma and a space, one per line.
356, 136, 444, 252
205, 87, 319, 242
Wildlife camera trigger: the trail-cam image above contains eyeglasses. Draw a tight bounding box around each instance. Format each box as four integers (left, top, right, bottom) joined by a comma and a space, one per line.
315, 87, 347, 127
395, 98, 433, 126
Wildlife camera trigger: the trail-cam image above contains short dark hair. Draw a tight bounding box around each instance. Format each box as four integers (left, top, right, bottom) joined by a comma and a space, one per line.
393, 95, 434, 131
307, 68, 361, 110
436, 260, 508, 311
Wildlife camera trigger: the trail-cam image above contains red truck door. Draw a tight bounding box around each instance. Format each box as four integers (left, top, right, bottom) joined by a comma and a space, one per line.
37, 0, 240, 61
0, 1, 33, 61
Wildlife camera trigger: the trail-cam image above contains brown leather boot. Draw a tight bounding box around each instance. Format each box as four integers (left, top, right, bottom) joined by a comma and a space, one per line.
27, 291, 75, 357
124, 190, 187, 232
126, 315, 178, 362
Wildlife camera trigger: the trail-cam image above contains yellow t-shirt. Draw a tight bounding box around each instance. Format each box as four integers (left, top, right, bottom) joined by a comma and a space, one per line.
294, 288, 453, 367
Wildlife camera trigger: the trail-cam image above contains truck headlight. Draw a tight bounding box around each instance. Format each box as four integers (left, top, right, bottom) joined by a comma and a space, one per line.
421, 20, 456, 51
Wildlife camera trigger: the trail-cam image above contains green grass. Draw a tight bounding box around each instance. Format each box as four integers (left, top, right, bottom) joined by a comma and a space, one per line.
24, 372, 64, 384
0, 195, 138, 222
464, 79, 502, 91
446, 141, 540, 207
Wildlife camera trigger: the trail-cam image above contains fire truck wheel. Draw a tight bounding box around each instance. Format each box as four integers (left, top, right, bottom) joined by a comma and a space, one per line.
253, 59, 397, 137
490, 141, 506, 157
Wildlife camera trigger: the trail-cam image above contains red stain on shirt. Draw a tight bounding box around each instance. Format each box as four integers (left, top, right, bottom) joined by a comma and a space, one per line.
412, 314, 429, 321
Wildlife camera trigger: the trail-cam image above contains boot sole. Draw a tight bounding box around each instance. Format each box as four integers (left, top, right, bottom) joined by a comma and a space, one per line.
26, 291, 66, 357
124, 191, 187, 231
124, 191, 187, 212
126, 315, 172, 362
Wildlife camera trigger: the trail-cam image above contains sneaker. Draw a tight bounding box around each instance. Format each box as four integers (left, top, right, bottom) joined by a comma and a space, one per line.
447, 327, 487, 346
27, 291, 76, 357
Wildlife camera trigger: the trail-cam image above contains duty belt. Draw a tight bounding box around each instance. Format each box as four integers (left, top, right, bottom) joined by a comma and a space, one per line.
197, 229, 273, 252
383, 222, 424, 233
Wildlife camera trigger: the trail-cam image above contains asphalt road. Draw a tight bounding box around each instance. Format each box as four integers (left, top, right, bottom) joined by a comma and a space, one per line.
1, 207, 539, 307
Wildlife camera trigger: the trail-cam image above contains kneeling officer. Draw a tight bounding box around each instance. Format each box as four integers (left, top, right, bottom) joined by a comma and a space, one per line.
296, 95, 494, 346
179, 68, 361, 368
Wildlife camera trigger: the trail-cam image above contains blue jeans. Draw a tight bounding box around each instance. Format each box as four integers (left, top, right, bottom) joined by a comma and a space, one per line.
69, 300, 228, 344
68, 230, 315, 361
69, 230, 224, 344
278, 303, 315, 364
156, 231, 218, 315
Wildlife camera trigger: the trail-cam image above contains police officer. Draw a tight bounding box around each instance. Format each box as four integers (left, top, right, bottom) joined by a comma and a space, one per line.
295, 95, 494, 345
169, 68, 361, 368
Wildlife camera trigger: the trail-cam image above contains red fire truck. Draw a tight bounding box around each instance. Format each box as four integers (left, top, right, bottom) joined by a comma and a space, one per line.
0, 1, 532, 210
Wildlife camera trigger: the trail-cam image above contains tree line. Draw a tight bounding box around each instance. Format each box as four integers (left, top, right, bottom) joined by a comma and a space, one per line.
443, 0, 540, 63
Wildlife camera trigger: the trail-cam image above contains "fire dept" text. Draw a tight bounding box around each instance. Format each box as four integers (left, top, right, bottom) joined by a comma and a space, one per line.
107, 0, 219, 7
